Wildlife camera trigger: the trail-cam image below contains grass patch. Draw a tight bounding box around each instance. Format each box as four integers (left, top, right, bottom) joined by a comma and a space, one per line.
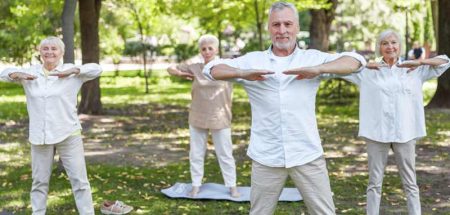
1, 71, 449, 214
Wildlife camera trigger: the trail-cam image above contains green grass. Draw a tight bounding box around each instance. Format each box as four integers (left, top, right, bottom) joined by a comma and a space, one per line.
1, 71, 449, 214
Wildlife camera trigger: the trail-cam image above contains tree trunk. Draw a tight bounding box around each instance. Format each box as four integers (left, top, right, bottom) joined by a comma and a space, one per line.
308, 0, 337, 51
427, 0, 450, 108
218, 30, 223, 57
431, 0, 439, 48
57, 0, 78, 174
62, 0, 77, 63
78, 0, 102, 114
254, 0, 266, 51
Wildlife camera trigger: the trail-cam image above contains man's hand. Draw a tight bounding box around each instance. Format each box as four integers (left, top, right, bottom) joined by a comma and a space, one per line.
283, 67, 321, 80
366, 62, 388, 70
48, 67, 80, 78
9, 72, 37, 80
397, 60, 421, 73
239, 69, 274, 81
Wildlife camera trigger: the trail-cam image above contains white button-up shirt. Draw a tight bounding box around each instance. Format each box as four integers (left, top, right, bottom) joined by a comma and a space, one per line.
204, 47, 366, 168
0, 63, 102, 145
342, 55, 450, 143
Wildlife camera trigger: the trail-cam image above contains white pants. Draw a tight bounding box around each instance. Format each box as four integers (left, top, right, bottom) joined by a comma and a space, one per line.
189, 125, 237, 187
366, 139, 421, 215
250, 157, 336, 215
31, 135, 94, 215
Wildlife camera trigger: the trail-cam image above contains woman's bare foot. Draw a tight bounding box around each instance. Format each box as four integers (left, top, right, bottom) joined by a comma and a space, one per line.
189, 186, 200, 197
230, 186, 240, 198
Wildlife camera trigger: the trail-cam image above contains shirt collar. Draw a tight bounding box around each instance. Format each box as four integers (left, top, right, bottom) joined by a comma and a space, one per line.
40, 62, 64, 75
266, 44, 302, 60
378, 57, 403, 66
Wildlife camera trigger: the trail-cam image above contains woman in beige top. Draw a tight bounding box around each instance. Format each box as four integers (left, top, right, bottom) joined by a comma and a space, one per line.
167, 35, 239, 198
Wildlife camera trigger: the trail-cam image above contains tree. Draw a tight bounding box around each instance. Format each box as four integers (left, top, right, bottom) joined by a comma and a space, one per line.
111, 0, 165, 93
78, 0, 102, 114
427, 0, 450, 108
169, 0, 329, 54
0, 0, 62, 64
309, 0, 337, 51
253, 0, 267, 51
62, 0, 77, 63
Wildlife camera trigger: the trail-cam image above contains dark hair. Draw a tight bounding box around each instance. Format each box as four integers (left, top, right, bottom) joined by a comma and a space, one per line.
413, 48, 423, 59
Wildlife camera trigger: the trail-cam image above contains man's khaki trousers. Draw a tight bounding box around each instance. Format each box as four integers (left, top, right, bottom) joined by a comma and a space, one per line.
249, 156, 336, 215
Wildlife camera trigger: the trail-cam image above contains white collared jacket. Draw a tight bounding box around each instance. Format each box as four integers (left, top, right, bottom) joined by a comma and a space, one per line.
342, 55, 450, 143
1, 63, 102, 145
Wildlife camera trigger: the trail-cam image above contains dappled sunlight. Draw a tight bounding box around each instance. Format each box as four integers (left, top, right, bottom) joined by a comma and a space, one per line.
416, 165, 449, 174
0, 142, 28, 166
2, 199, 27, 210
1, 73, 449, 214
0, 95, 27, 102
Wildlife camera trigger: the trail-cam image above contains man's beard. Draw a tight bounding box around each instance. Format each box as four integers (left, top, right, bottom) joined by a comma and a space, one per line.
273, 39, 296, 51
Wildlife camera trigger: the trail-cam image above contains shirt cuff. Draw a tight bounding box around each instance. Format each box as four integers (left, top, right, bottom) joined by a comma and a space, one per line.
433, 55, 450, 68
0, 68, 19, 81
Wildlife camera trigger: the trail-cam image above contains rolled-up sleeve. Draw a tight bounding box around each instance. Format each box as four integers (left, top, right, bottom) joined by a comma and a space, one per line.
318, 51, 366, 81
203, 58, 241, 81
0, 67, 31, 83
77, 63, 102, 82
0, 68, 18, 82
322, 51, 367, 71
417, 55, 450, 81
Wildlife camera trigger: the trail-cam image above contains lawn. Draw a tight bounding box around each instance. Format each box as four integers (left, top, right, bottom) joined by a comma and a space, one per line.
0, 70, 449, 214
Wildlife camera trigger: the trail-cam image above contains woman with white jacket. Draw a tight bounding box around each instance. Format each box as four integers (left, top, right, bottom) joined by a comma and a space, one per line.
342, 30, 450, 215
0, 36, 102, 215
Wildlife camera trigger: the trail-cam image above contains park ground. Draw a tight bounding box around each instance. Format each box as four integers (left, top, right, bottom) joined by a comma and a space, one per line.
0, 70, 449, 214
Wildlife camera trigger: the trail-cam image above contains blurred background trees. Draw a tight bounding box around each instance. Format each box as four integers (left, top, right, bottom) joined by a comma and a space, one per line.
0, 0, 448, 110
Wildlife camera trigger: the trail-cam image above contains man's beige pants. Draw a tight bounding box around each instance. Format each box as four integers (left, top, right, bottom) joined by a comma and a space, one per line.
30, 135, 94, 215
249, 156, 336, 215
366, 139, 421, 215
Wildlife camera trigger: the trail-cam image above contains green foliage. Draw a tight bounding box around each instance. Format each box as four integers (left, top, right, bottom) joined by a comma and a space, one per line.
0, 0, 63, 64
168, 0, 329, 53
423, 0, 435, 46
386, 0, 432, 49
173, 44, 198, 62
331, 0, 434, 56
123, 41, 153, 57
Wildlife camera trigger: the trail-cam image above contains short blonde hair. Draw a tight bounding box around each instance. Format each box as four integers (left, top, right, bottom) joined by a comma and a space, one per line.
375, 30, 402, 57
198, 34, 219, 49
39, 36, 65, 53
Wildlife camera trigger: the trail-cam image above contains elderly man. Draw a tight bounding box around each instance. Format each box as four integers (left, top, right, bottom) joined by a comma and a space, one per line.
203, 2, 366, 214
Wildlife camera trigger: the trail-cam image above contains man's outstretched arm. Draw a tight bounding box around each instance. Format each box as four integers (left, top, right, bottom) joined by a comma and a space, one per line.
284, 56, 365, 80
211, 64, 274, 81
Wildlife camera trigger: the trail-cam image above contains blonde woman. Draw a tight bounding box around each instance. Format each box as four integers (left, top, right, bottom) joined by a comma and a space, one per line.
0, 36, 102, 214
342, 30, 450, 215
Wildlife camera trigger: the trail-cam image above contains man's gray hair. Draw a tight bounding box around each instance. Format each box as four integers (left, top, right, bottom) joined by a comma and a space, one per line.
198, 34, 219, 49
269, 2, 299, 24
375, 29, 402, 57
39, 36, 65, 53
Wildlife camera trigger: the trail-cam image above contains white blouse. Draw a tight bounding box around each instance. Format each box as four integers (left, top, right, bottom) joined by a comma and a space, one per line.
0, 63, 102, 145
342, 55, 450, 143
